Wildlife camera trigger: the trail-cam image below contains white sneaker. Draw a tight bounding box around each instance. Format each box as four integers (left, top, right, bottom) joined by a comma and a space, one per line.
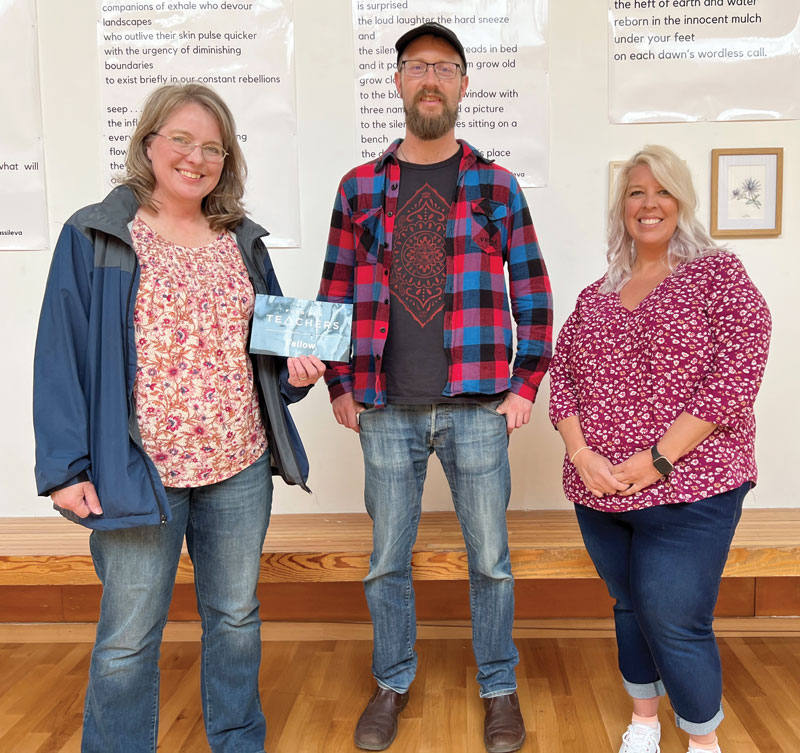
619, 722, 661, 753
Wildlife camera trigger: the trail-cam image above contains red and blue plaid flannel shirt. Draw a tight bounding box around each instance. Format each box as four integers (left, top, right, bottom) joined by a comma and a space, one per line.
318, 140, 552, 407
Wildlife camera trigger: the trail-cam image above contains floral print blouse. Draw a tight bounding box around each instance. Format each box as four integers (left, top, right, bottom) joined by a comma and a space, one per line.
132, 217, 267, 487
549, 251, 771, 512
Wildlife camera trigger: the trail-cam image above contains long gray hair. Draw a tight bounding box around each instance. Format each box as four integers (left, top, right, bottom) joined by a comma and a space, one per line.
602, 145, 719, 293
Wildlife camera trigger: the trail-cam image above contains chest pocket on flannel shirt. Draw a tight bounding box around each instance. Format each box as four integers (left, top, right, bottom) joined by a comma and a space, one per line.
352, 206, 384, 265
470, 198, 507, 254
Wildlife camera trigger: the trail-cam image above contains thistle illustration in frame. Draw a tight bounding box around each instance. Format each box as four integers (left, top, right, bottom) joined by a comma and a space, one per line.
711, 148, 783, 238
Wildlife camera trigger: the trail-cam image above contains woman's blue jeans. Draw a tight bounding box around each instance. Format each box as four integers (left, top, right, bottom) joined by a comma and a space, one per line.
574, 482, 749, 736
358, 402, 518, 698
82, 452, 272, 753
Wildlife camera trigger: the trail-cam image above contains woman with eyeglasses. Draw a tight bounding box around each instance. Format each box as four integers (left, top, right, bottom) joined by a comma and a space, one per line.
33, 83, 324, 753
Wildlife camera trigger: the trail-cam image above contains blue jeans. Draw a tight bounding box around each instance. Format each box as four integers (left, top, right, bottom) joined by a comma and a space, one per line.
574, 483, 749, 735
358, 402, 518, 698
82, 452, 272, 753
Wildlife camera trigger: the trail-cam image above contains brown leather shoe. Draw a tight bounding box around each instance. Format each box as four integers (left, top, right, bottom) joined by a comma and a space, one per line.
483, 692, 526, 753
354, 686, 409, 750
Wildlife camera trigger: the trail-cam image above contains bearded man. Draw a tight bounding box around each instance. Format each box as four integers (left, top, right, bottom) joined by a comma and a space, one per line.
317, 23, 553, 753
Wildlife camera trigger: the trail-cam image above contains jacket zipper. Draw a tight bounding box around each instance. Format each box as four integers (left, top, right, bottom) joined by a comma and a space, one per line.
125, 254, 168, 525
244, 241, 309, 490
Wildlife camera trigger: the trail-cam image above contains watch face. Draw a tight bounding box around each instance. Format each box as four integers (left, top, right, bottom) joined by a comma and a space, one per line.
653, 456, 674, 476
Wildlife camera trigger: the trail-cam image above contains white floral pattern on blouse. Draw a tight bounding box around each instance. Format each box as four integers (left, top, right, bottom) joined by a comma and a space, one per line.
132, 217, 267, 488
549, 251, 771, 512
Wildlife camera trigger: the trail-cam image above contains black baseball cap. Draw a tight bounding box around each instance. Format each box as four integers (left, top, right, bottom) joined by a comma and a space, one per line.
395, 22, 467, 68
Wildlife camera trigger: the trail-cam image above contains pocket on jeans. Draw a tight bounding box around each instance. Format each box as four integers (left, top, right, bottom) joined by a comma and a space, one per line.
476, 399, 505, 417
356, 405, 380, 424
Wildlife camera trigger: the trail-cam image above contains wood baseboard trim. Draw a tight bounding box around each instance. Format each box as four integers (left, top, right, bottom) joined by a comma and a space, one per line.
1, 616, 798, 643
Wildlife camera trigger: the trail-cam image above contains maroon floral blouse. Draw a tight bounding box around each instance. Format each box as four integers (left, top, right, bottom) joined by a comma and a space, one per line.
132, 217, 267, 488
549, 251, 771, 512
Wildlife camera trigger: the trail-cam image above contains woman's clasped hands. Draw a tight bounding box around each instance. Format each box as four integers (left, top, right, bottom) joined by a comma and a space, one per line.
609, 449, 666, 497
573, 448, 664, 498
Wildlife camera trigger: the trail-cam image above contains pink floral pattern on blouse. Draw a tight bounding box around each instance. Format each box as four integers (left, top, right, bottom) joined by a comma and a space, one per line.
132, 217, 266, 487
549, 251, 771, 512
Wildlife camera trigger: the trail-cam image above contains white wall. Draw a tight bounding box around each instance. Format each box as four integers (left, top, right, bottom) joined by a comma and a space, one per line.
3, 0, 796, 518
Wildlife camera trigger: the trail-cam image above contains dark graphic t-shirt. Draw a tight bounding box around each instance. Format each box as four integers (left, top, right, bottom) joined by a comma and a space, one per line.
383, 150, 461, 403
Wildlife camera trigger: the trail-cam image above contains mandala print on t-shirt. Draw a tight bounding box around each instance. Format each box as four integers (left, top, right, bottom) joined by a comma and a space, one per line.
391, 185, 449, 327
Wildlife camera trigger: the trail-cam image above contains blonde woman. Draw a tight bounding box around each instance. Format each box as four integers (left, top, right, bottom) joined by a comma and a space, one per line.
549, 145, 771, 753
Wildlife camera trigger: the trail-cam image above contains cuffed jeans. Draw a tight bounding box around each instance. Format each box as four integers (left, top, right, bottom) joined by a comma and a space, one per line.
82, 452, 272, 753
574, 482, 749, 735
358, 402, 518, 698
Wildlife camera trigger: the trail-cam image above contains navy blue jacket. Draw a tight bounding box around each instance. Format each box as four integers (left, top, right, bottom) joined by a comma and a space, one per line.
34, 186, 311, 530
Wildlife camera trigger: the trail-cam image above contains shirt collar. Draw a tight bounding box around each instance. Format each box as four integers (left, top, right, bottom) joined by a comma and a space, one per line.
374, 138, 493, 172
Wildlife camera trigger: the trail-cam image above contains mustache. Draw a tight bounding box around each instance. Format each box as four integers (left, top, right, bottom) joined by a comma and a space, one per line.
413, 87, 444, 104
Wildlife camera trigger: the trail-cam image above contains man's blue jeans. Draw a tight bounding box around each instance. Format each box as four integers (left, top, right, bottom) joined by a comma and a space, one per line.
358, 402, 518, 698
574, 483, 749, 736
82, 452, 272, 753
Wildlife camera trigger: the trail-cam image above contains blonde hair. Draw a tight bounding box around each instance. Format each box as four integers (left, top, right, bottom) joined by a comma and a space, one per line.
122, 83, 247, 231
602, 144, 719, 293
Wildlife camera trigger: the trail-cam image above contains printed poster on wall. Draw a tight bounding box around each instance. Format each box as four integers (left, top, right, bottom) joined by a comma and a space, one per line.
0, 0, 47, 251
609, 0, 800, 122
352, 0, 549, 187
98, 0, 300, 246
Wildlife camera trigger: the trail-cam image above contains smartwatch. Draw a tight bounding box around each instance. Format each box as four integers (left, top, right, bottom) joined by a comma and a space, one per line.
651, 445, 674, 477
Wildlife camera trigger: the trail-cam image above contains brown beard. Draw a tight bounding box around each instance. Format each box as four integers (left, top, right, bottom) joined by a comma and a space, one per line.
404, 87, 459, 141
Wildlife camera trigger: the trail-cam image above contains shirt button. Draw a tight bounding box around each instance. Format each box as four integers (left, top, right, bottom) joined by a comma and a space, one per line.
386, 211, 393, 217
391, 183, 398, 190
379, 327, 386, 333
383, 298, 389, 304
384, 270, 389, 276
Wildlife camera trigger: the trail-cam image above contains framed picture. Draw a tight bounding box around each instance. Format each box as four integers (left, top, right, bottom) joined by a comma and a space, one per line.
710, 148, 783, 238
608, 160, 627, 208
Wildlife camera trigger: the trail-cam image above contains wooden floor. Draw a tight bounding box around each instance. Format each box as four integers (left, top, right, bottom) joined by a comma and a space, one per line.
2, 636, 799, 752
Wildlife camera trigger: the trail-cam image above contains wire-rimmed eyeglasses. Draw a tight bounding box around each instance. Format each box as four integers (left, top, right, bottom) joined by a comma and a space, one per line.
151, 133, 228, 163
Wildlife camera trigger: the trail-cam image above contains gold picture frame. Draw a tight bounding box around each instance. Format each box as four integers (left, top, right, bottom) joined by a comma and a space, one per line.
710, 148, 783, 238
608, 160, 627, 209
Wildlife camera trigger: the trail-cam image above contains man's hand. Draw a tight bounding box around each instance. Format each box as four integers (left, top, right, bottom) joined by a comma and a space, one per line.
610, 450, 664, 496
51, 481, 102, 518
496, 392, 533, 435
287, 355, 327, 387
331, 392, 365, 433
